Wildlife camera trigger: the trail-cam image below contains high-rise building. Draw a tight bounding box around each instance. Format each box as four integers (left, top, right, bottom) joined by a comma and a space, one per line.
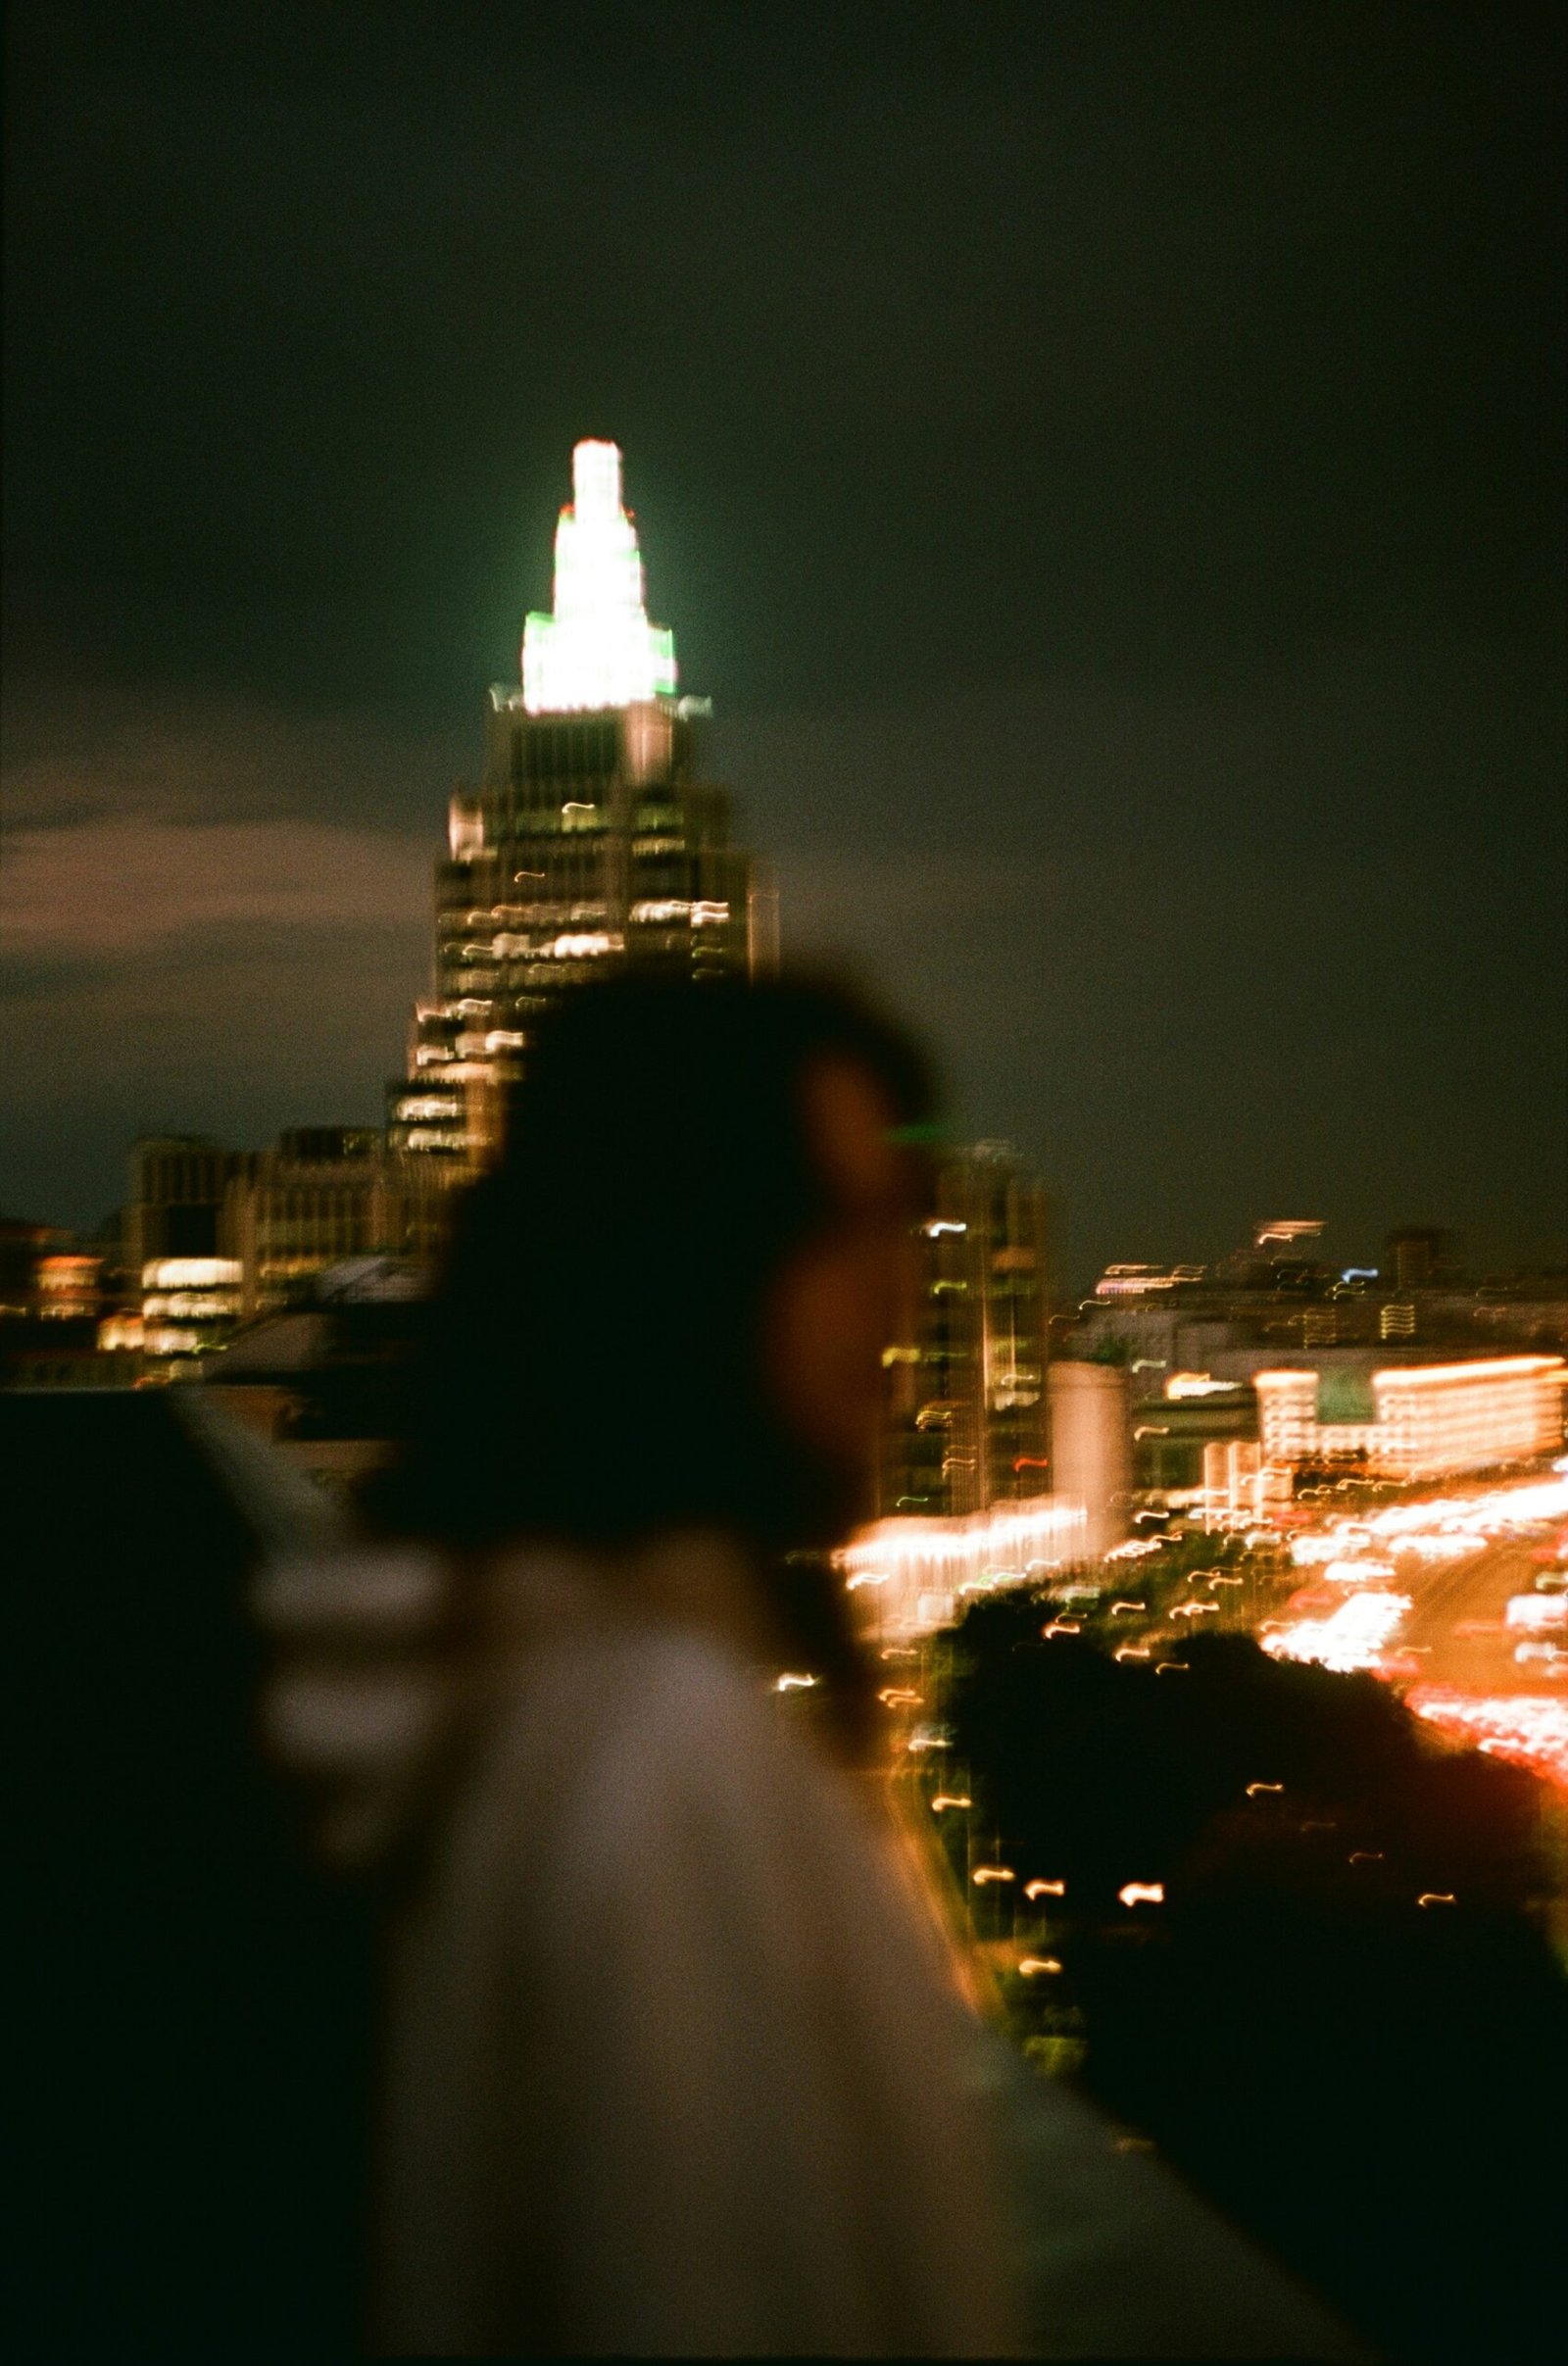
1046, 1360, 1133, 1559
390, 439, 769, 1167
879, 1141, 1053, 1518
1385, 1225, 1451, 1293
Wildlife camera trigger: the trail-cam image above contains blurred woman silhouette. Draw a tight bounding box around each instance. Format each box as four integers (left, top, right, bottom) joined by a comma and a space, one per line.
259, 973, 1367, 2362
260, 973, 1027, 2357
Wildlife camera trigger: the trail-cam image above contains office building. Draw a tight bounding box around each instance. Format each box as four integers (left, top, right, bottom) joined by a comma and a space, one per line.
139, 1257, 244, 1373
879, 1141, 1053, 1518
1048, 1360, 1134, 1558
1255, 1355, 1566, 1484
125, 1136, 256, 1277
390, 438, 768, 1167
848, 1143, 1080, 1632
220, 1126, 456, 1316
35, 1255, 103, 1321
121, 1124, 461, 1340
1132, 1373, 1258, 1499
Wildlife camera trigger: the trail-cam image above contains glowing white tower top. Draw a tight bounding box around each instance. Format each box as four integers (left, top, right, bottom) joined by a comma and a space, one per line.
520, 439, 677, 714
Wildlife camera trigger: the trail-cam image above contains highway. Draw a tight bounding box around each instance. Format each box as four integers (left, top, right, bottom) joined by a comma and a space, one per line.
1264, 1467, 1568, 1789
1399, 1534, 1558, 1694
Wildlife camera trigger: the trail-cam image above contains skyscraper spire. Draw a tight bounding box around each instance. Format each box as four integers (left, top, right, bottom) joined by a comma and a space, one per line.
387, 434, 764, 1169
520, 439, 677, 714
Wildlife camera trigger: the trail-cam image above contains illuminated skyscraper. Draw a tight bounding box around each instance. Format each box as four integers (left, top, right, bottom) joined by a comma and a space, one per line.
879, 1142, 1054, 1518
390, 440, 768, 1164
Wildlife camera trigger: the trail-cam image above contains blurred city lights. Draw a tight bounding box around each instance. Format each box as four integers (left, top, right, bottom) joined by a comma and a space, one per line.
1258, 1360, 1566, 1489
839, 1497, 1087, 1637
1262, 1590, 1412, 1674
1406, 1688, 1568, 1793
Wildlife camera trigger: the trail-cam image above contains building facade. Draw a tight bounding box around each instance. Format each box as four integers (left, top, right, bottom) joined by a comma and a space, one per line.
389, 439, 767, 1168
1047, 1360, 1133, 1559
126, 1136, 256, 1275
1255, 1354, 1566, 1484
220, 1128, 457, 1316
879, 1141, 1053, 1519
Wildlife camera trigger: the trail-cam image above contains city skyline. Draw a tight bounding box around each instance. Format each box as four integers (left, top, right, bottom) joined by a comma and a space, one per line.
3, 5, 1564, 1283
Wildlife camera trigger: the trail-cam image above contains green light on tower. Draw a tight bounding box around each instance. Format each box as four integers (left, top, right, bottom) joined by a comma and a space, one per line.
521, 440, 678, 714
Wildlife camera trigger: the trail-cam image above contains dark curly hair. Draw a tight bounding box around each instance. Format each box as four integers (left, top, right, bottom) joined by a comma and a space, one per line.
370, 970, 935, 1560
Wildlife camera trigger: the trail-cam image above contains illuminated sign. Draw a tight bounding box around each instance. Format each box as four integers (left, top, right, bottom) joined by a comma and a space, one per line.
521, 441, 678, 715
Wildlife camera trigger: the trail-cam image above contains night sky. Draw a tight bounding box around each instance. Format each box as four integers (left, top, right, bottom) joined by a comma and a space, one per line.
4, 2, 1564, 1287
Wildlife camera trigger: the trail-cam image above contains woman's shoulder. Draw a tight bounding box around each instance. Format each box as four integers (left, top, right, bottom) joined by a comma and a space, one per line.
251, 1539, 458, 1874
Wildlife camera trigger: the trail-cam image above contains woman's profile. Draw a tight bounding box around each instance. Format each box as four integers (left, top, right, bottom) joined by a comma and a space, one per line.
260, 973, 1027, 2357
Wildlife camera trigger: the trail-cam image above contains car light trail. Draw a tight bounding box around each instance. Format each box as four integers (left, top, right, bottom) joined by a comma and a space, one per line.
1262, 1590, 1411, 1673
1405, 1688, 1568, 1795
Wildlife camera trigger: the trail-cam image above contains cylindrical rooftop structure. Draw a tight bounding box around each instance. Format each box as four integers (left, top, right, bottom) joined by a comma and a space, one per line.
1048, 1360, 1132, 1561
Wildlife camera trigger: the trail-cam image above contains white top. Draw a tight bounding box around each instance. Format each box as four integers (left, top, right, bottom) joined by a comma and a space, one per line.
256, 1535, 1366, 2361
259, 1536, 1025, 2356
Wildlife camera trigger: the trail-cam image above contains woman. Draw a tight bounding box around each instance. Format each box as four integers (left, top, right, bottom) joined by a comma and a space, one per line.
259, 974, 1028, 2356
258, 974, 1366, 2361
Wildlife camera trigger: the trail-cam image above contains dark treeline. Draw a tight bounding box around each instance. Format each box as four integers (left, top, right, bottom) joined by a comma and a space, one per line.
946, 1608, 1568, 2361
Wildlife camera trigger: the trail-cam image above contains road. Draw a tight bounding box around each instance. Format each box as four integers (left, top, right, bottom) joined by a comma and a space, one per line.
1398, 1535, 1560, 1694
1266, 1472, 1568, 1787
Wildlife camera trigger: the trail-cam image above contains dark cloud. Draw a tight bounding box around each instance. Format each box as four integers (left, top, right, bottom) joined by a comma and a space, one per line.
2, 1, 1563, 1276
0, 914, 423, 1227
754, 624, 1566, 1275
